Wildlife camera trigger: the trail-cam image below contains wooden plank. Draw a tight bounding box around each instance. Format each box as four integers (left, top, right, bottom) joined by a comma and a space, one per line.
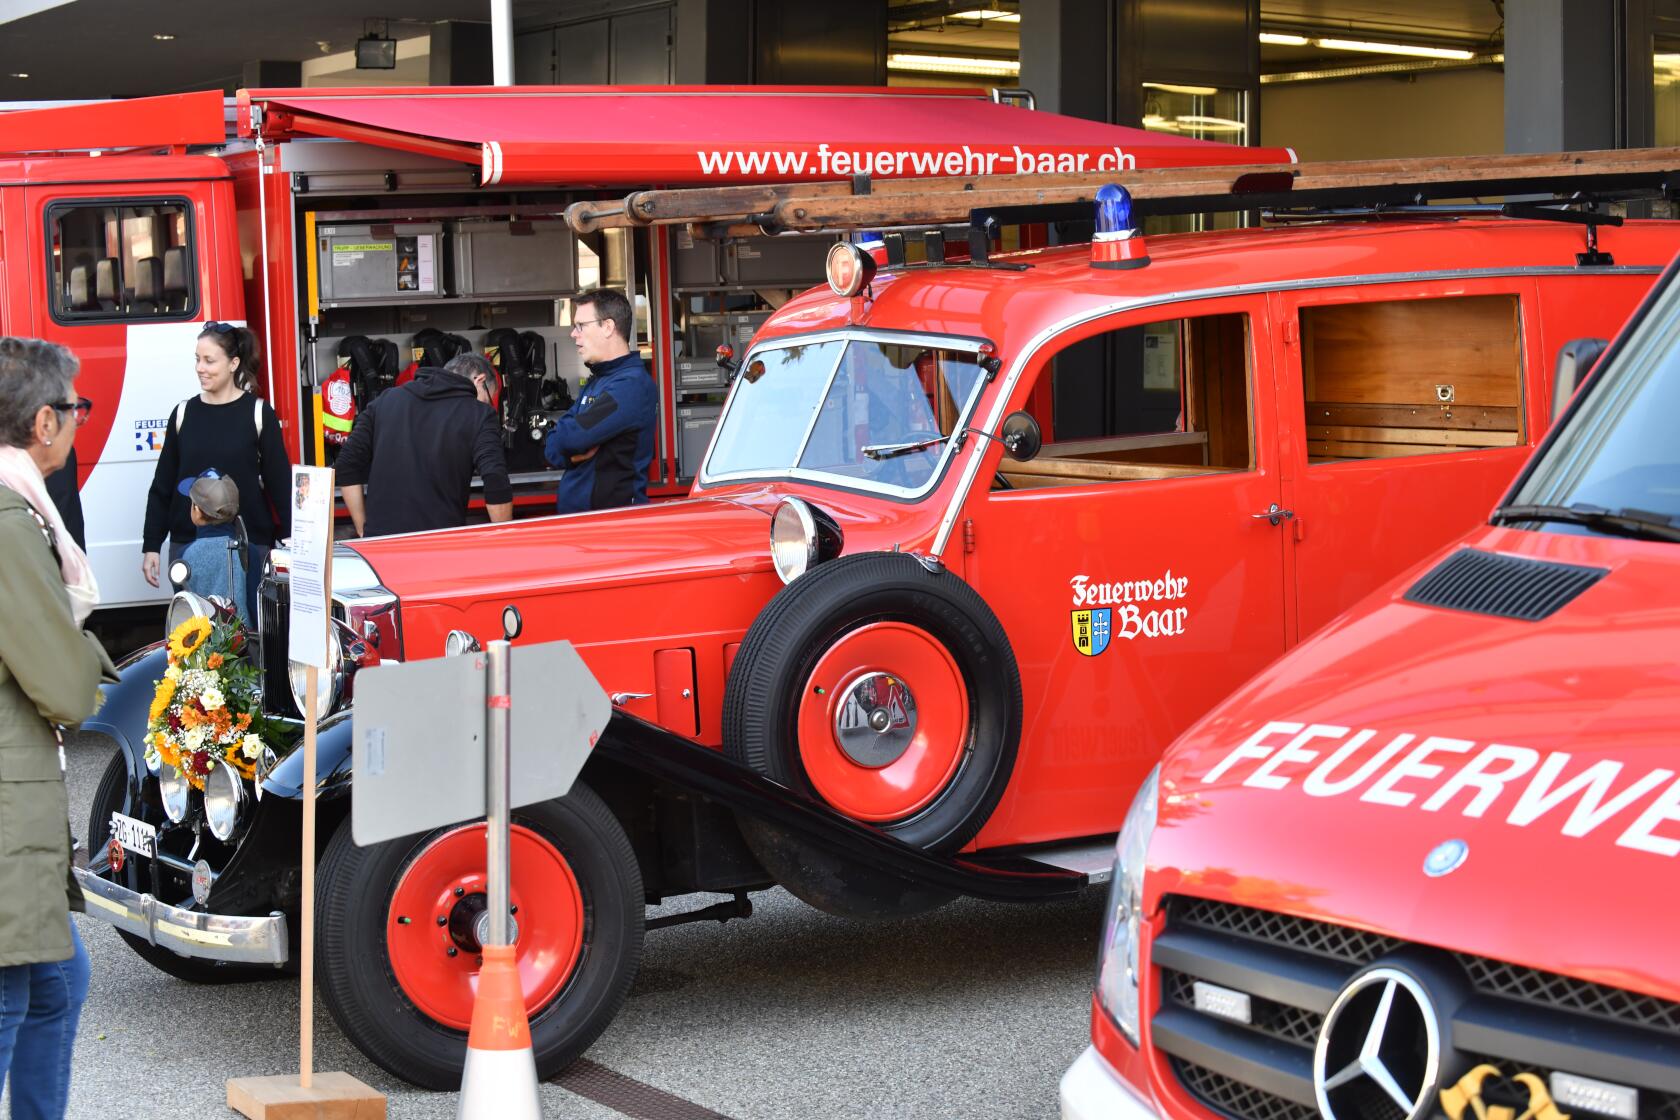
1306, 425, 1519, 448
1006, 457, 1236, 481
1044, 431, 1207, 456
227, 1073, 386, 1119
1307, 440, 1512, 459
568, 145, 1680, 233
1301, 295, 1522, 410
1304, 401, 1520, 431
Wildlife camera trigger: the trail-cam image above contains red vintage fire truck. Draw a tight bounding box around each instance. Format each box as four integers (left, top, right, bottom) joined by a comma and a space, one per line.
0, 85, 1273, 611
1061, 233, 1680, 1120
59, 99, 1680, 1089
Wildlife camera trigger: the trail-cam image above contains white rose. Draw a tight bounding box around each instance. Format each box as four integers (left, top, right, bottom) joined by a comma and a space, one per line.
182, 726, 206, 752
164, 664, 182, 682
200, 687, 226, 711
241, 735, 263, 760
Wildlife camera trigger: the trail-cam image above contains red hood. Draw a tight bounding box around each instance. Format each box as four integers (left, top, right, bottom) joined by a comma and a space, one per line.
1150, 526, 1680, 1002
344, 494, 776, 604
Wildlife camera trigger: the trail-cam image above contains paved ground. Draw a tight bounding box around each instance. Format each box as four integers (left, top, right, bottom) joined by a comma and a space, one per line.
39, 731, 1107, 1120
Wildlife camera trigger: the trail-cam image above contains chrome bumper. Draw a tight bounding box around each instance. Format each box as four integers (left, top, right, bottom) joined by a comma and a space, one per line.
73, 867, 289, 966
1061, 1046, 1161, 1120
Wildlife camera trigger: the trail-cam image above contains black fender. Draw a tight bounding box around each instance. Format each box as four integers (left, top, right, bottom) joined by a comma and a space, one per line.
82, 642, 168, 792
592, 712, 1085, 904
262, 709, 355, 802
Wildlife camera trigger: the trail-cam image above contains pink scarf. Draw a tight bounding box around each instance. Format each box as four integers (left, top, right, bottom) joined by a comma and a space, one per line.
0, 444, 100, 624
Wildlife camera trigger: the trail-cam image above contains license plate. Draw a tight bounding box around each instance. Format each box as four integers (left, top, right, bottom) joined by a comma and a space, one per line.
109, 812, 156, 859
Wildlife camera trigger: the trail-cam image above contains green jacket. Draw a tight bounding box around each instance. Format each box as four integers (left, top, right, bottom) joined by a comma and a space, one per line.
0, 485, 117, 966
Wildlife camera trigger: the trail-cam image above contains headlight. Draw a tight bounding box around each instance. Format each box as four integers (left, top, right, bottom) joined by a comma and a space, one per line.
158, 762, 191, 823
288, 628, 343, 720
203, 760, 244, 841
769, 497, 842, 584
166, 590, 216, 638
444, 629, 482, 656
1097, 764, 1160, 1046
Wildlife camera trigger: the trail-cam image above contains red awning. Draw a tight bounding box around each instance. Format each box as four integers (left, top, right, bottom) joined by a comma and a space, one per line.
0, 91, 226, 155
242, 86, 1293, 188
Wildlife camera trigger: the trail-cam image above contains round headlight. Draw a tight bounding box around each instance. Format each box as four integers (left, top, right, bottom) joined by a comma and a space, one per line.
770, 498, 820, 584
203, 760, 244, 841
444, 629, 482, 656
158, 762, 190, 823
166, 590, 216, 639
167, 559, 192, 590
287, 629, 343, 720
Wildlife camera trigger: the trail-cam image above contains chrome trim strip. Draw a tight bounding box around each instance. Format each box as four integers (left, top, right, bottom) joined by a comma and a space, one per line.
74, 867, 289, 966
930, 264, 1666, 557
699, 328, 992, 499
789, 339, 850, 469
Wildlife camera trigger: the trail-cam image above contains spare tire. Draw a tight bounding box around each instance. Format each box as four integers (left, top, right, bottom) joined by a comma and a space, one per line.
723, 551, 1021, 853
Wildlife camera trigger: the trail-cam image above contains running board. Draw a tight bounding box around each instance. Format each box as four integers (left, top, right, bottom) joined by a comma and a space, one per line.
595, 714, 1087, 904
983, 839, 1117, 885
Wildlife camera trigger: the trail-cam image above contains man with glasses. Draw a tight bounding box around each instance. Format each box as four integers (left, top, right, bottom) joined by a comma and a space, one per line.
544, 288, 657, 514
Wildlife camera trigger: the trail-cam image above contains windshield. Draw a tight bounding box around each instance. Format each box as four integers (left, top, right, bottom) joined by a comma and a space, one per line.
702, 334, 987, 496
1505, 272, 1680, 537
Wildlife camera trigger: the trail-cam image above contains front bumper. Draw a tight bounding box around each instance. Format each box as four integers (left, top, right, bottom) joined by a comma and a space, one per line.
1061, 1046, 1160, 1120
73, 867, 289, 966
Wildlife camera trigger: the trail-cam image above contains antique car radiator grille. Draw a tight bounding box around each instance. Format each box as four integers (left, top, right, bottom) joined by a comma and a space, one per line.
257, 575, 300, 719
1153, 897, 1680, 1120
1403, 548, 1607, 621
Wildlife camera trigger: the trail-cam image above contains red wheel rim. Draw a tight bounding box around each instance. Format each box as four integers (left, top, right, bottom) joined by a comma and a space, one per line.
386, 822, 584, 1031
797, 621, 970, 822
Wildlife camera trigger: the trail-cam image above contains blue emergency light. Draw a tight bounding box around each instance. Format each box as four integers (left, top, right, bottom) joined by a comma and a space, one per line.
1091, 183, 1149, 270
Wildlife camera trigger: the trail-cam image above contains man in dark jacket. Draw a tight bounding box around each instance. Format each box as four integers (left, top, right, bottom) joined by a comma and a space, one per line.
336, 354, 513, 537
545, 289, 656, 514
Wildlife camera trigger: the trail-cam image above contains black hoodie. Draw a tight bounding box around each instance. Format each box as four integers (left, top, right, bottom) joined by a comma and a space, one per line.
335, 368, 512, 537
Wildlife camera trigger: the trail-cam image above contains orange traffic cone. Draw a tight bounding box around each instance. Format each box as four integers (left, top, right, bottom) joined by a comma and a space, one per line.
457, 944, 542, 1119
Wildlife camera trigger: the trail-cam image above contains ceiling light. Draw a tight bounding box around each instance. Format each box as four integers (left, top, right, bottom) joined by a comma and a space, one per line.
1175, 115, 1245, 133
1261, 53, 1501, 83
1260, 32, 1310, 46
953, 8, 1020, 21
9, 72, 26, 78
152, 32, 175, 40
1143, 81, 1220, 96
1315, 37, 1473, 59
1656, 53, 1680, 70
887, 53, 1020, 77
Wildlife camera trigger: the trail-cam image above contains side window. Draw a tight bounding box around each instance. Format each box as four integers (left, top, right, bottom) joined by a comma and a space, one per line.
1302, 294, 1523, 463
48, 199, 196, 322
1001, 311, 1252, 489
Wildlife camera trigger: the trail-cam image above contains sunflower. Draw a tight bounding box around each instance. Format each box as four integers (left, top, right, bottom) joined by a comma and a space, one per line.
168, 616, 213, 660
148, 676, 178, 724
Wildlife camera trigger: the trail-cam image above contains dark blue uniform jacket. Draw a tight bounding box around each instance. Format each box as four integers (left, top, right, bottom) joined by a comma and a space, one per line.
545, 352, 657, 514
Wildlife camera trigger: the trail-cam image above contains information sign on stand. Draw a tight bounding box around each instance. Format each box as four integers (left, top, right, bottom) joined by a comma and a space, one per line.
228, 466, 386, 1118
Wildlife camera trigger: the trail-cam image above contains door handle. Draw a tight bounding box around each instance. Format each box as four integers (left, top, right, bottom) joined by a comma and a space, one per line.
610, 691, 653, 706
1252, 503, 1295, 526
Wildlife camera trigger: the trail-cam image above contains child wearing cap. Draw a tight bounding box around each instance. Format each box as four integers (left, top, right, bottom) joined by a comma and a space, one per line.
175, 469, 250, 623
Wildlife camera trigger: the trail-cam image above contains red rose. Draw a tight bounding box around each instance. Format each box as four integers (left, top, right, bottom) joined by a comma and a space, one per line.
230, 632, 246, 654
191, 750, 211, 776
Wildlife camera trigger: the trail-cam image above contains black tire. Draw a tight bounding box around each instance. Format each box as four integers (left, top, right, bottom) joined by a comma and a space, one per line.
316, 782, 643, 1090
724, 551, 1022, 852
86, 750, 273, 984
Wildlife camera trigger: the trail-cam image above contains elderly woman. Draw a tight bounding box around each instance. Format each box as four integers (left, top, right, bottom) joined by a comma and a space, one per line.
0, 337, 115, 1118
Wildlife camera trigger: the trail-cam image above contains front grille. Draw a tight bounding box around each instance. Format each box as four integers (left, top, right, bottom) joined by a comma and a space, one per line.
1404, 548, 1607, 621
1156, 898, 1680, 1120
257, 573, 298, 718
1173, 1059, 1318, 1120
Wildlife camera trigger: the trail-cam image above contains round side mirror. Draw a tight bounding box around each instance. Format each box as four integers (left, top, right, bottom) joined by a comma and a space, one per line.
502, 604, 524, 642
168, 559, 192, 591
999, 411, 1042, 462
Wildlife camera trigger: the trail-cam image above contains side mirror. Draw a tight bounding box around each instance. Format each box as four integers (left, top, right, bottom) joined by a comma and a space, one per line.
1553, 337, 1608, 422
502, 604, 523, 642
999, 411, 1042, 462
168, 559, 192, 591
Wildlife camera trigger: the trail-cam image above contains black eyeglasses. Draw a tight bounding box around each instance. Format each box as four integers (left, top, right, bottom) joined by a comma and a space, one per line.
50, 397, 93, 425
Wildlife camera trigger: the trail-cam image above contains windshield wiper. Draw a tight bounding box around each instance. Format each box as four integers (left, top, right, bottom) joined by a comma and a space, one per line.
1491, 503, 1680, 543
862, 435, 950, 461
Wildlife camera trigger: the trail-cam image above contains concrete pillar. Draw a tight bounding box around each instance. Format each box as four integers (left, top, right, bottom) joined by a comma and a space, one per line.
429, 21, 492, 86
1505, 0, 1654, 151
675, 0, 751, 84
1020, 0, 1114, 123
753, 0, 885, 85
242, 60, 301, 89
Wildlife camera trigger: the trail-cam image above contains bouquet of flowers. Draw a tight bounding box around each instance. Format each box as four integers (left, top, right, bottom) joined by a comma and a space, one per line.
145, 613, 275, 789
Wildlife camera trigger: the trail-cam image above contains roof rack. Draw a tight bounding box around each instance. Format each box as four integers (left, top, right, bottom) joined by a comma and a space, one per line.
564, 147, 1680, 239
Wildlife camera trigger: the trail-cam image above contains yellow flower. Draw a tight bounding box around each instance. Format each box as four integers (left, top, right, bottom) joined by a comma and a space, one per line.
168, 616, 213, 660
149, 677, 178, 724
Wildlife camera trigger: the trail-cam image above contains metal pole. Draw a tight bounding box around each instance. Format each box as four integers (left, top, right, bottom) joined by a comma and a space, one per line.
490, 0, 514, 86
485, 640, 511, 947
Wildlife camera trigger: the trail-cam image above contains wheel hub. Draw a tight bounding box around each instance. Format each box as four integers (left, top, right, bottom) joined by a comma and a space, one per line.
834, 672, 918, 767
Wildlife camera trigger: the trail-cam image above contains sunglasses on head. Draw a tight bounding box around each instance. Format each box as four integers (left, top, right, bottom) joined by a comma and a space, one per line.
202, 321, 238, 336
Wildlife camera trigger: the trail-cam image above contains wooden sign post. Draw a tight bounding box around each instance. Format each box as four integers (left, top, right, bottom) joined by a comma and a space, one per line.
228, 466, 385, 1119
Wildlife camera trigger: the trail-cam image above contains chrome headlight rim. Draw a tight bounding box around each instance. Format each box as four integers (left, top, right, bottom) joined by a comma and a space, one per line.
1097, 764, 1160, 1046
769, 497, 842, 585
287, 627, 344, 720
157, 761, 191, 823
444, 629, 483, 657
202, 759, 244, 841
166, 590, 217, 639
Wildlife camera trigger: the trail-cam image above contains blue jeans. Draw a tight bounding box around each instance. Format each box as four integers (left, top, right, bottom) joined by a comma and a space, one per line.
0, 920, 90, 1120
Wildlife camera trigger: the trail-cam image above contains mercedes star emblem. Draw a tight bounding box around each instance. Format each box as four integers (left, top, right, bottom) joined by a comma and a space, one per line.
1314, 967, 1442, 1120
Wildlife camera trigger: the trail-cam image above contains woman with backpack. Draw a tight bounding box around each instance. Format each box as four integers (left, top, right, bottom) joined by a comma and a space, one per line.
141, 322, 292, 617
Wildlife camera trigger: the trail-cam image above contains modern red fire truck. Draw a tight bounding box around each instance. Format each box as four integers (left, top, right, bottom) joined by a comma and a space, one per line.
0, 86, 1284, 611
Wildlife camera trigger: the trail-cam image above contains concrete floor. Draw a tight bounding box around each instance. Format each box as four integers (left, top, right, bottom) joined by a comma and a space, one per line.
37, 731, 1109, 1120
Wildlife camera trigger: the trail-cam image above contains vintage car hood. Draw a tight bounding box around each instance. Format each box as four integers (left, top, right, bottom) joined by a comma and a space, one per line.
1149, 527, 1680, 1001
343, 494, 777, 603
